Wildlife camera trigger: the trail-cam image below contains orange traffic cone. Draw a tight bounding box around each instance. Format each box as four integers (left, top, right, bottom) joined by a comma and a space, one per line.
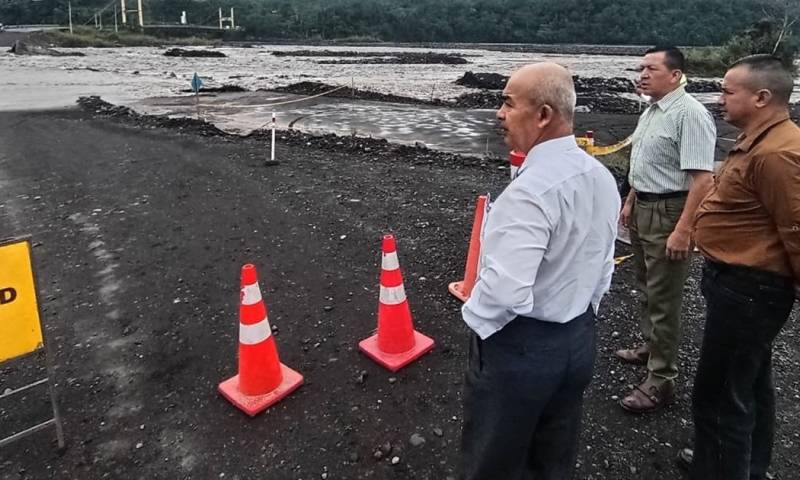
359, 234, 434, 372
509, 150, 525, 180
218, 264, 303, 416
448, 195, 488, 302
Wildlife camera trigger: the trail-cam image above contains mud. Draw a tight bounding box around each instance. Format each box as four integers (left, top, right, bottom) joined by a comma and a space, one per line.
178, 85, 249, 94
317, 53, 469, 65
455, 71, 720, 94
267, 80, 646, 114
272, 49, 469, 64
269, 81, 449, 107
8, 40, 85, 57
163, 48, 227, 58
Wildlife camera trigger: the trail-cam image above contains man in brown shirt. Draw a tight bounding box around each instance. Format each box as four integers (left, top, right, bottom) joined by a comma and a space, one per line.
688, 55, 799, 480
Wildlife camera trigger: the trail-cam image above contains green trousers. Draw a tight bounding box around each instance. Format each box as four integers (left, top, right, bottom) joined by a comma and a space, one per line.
629, 196, 691, 384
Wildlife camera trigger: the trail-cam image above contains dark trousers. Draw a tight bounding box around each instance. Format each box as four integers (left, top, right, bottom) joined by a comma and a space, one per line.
691, 261, 796, 480
461, 308, 596, 480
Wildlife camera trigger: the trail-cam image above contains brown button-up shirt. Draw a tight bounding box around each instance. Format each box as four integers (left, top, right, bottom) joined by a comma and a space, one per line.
694, 114, 800, 284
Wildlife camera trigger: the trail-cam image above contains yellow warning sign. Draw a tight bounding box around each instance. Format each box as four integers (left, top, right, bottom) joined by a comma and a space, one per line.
0, 239, 43, 362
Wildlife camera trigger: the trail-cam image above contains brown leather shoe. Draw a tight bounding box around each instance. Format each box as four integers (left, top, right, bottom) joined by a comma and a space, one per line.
619, 379, 675, 413
614, 344, 650, 365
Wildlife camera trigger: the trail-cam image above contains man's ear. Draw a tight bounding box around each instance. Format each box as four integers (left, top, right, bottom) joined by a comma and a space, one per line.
537, 104, 554, 128
754, 89, 773, 108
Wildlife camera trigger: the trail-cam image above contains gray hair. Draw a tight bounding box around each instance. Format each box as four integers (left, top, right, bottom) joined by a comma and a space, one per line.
730, 54, 794, 105
530, 74, 577, 123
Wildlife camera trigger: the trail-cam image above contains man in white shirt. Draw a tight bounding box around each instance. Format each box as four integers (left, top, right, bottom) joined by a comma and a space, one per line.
461, 63, 620, 480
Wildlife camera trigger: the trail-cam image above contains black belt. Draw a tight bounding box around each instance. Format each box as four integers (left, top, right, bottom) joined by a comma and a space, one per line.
705, 260, 794, 291
635, 191, 689, 202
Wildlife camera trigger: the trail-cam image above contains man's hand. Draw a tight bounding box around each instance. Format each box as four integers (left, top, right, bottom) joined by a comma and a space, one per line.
620, 202, 633, 228
620, 191, 635, 228
666, 228, 692, 261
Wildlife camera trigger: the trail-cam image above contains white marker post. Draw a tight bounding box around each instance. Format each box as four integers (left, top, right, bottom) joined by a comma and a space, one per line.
270, 112, 276, 164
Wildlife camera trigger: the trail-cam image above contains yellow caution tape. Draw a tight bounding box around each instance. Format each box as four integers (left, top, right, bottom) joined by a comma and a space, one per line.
576, 135, 633, 157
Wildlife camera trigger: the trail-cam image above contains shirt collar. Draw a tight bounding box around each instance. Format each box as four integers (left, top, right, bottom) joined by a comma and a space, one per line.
518, 135, 579, 176
653, 86, 686, 111
732, 113, 791, 153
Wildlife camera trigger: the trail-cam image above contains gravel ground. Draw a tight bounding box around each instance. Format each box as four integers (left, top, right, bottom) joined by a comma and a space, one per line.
0, 103, 798, 480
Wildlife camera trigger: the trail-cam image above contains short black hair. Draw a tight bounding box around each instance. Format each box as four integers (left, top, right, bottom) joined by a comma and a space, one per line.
645, 46, 685, 72
729, 54, 794, 105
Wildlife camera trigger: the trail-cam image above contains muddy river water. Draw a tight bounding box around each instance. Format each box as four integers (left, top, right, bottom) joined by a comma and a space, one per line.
1, 44, 797, 156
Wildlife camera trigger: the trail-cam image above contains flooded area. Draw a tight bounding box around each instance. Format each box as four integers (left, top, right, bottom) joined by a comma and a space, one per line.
0, 44, 647, 108
1, 44, 797, 155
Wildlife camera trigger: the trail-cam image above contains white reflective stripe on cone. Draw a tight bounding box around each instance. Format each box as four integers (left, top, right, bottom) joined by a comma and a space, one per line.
382, 251, 400, 271
379, 284, 406, 305
239, 317, 272, 345
241, 282, 262, 306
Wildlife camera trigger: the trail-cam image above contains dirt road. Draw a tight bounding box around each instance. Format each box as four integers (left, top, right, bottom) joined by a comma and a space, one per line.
0, 108, 797, 479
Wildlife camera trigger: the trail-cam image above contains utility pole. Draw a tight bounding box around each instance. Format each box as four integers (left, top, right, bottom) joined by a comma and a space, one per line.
121, 0, 127, 25
230, 8, 235, 29
114, 4, 118, 32
68, 1, 73, 34
219, 8, 223, 29
137, 0, 143, 28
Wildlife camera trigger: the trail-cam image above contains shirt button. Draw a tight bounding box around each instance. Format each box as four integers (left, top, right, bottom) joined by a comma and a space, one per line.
793, 225, 799, 232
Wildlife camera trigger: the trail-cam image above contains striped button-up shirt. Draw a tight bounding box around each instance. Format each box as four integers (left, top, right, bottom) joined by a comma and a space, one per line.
462, 136, 620, 339
628, 87, 716, 193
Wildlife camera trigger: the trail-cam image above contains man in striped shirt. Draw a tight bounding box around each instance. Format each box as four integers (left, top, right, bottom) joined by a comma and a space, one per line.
616, 46, 716, 413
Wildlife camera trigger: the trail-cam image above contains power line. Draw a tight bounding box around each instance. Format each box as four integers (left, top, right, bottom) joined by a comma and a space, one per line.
81, 0, 117, 26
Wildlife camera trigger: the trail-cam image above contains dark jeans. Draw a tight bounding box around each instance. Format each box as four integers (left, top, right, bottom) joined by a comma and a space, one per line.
691, 261, 796, 480
461, 308, 596, 480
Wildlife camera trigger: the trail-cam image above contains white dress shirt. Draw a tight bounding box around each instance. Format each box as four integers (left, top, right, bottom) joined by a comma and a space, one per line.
462, 135, 620, 339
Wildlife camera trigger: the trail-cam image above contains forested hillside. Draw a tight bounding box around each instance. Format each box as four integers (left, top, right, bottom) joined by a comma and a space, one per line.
0, 0, 772, 46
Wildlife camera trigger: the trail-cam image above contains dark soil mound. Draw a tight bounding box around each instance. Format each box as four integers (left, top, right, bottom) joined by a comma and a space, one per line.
273, 50, 468, 64
455, 72, 635, 95
77, 96, 227, 136
451, 88, 644, 114
574, 76, 634, 94
318, 52, 468, 65
685, 79, 721, 93
164, 48, 226, 58
269, 81, 448, 107
455, 71, 508, 90
453, 91, 503, 109
273, 50, 396, 57
9, 40, 85, 57
179, 85, 248, 93
578, 96, 645, 115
